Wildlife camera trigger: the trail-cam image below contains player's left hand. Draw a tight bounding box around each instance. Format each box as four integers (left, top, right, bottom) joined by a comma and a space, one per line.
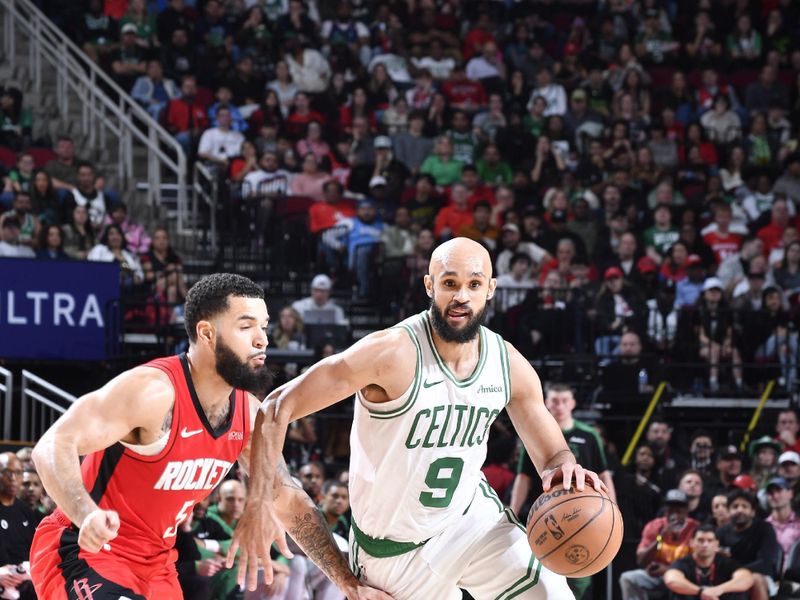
227, 502, 293, 592
541, 462, 607, 494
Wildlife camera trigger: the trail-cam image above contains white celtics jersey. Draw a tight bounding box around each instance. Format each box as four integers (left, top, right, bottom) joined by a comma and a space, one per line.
350, 311, 510, 545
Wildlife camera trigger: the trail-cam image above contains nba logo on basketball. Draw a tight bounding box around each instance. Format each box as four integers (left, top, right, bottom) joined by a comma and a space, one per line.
228, 431, 243, 441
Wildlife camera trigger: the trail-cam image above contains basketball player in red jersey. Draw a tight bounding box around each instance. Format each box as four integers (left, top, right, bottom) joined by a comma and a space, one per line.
28, 274, 391, 600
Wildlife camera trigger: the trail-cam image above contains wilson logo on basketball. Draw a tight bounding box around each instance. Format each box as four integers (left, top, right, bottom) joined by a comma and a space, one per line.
530, 487, 576, 513
228, 430, 244, 441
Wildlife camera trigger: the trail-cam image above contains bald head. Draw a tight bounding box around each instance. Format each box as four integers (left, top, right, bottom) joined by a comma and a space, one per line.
428, 237, 493, 280
217, 479, 246, 523
0, 452, 22, 501
425, 238, 496, 344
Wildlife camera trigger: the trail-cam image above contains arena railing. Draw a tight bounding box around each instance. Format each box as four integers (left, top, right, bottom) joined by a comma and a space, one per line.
0, 0, 187, 217
0, 367, 12, 440
19, 369, 76, 442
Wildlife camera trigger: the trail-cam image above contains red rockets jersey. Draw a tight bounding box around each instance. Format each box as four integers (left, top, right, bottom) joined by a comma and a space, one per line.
50, 353, 250, 568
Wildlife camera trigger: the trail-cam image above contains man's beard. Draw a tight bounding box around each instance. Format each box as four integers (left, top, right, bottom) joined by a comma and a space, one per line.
214, 336, 272, 395
429, 298, 486, 343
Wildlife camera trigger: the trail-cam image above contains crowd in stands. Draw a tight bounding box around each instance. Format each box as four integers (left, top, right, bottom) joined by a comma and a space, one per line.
0, 133, 188, 326
4, 0, 800, 598
25, 0, 800, 393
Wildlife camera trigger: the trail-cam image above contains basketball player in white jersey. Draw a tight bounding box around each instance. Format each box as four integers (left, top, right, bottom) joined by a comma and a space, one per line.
231, 238, 606, 599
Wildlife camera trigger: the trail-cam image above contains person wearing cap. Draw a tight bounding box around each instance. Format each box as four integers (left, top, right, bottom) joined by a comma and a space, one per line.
674, 255, 707, 309
707, 445, 745, 498
766, 477, 800, 566
291, 274, 347, 325
0, 216, 35, 258
494, 223, 550, 277
694, 276, 743, 392
776, 451, 800, 514
716, 490, 782, 599
664, 524, 754, 600
620, 490, 699, 600
110, 21, 147, 91
594, 264, 647, 357
349, 135, 409, 201
748, 436, 782, 490
420, 136, 464, 186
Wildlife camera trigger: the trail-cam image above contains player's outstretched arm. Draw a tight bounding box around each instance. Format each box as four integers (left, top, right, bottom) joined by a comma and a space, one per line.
504, 343, 606, 493
31, 368, 174, 551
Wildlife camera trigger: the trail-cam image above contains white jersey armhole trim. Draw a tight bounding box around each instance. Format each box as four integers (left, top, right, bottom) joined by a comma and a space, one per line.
120, 430, 171, 456
357, 324, 422, 419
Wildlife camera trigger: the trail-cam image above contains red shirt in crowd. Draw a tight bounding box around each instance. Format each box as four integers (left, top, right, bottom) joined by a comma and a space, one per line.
309, 200, 356, 234
637, 516, 700, 566
434, 204, 474, 239
702, 231, 742, 264
441, 80, 487, 109
165, 98, 209, 134
758, 222, 787, 255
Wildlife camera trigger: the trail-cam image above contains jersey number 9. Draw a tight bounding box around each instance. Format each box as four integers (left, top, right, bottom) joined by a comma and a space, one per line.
419, 457, 464, 508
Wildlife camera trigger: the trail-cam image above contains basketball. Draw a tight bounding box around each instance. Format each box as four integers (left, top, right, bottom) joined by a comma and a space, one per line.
526, 484, 623, 577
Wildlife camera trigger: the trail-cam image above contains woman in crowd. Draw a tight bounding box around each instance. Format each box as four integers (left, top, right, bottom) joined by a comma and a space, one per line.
775, 241, 800, 291
269, 306, 306, 350
62, 204, 95, 260
30, 170, 60, 227
88, 223, 144, 289
296, 121, 331, 163
141, 226, 187, 300
35, 224, 69, 260
289, 153, 331, 201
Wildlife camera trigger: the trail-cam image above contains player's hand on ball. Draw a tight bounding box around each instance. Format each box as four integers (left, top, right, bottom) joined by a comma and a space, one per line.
227, 503, 293, 592
78, 509, 120, 553
541, 463, 607, 493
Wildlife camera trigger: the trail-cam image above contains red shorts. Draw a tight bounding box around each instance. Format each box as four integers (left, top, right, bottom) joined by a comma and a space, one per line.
30, 511, 183, 600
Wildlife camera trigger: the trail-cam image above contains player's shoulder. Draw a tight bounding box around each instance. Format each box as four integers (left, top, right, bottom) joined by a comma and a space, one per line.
103, 365, 175, 407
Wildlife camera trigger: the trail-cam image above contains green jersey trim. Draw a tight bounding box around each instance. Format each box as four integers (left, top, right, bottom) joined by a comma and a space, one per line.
497, 333, 511, 406
351, 519, 428, 558
367, 324, 422, 419
494, 555, 541, 600
421, 312, 488, 387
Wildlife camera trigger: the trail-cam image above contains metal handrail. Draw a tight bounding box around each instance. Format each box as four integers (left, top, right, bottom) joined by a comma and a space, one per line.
0, 367, 12, 440
20, 369, 76, 442
192, 161, 218, 255
0, 0, 187, 212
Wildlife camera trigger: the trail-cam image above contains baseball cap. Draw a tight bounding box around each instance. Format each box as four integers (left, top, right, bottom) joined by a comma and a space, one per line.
121, 23, 138, 34
767, 477, 791, 491
717, 444, 742, 460
637, 256, 658, 274
604, 266, 623, 280
374, 136, 392, 149
571, 88, 587, 101
311, 274, 332, 291
686, 254, 703, 267
664, 489, 689, 506
748, 435, 782, 457
502, 223, 520, 234
703, 277, 723, 292
780, 451, 800, 465
368, 175, 387, 188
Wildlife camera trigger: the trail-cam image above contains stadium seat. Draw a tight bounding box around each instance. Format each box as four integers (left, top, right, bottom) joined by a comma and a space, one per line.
27, 146, 56, 169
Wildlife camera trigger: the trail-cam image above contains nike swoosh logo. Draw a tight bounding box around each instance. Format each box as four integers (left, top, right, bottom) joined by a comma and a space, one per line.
181, 427, 204, 438
423, 379, 444, 388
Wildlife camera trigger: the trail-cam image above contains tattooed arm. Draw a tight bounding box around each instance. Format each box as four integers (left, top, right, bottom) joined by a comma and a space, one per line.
272, 459, 359, 595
